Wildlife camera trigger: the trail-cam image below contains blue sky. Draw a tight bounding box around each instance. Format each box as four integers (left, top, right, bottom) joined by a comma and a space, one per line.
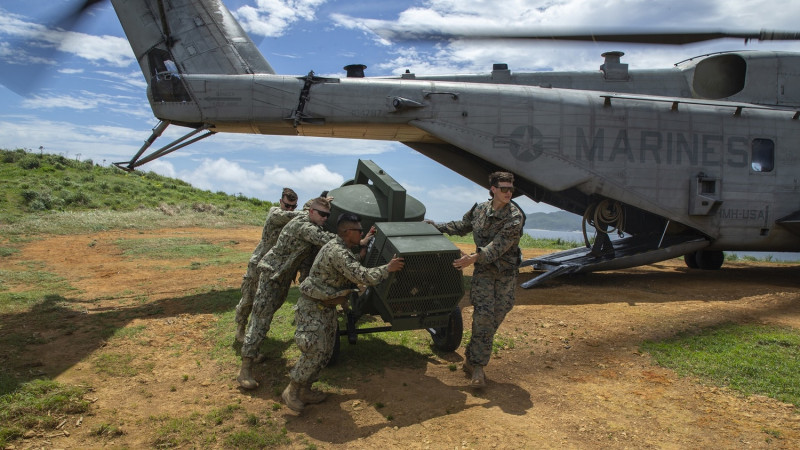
2, 0, 800, 221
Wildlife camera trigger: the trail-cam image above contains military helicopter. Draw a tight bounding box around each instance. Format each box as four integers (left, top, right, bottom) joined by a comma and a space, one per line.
28, 0, 800, 287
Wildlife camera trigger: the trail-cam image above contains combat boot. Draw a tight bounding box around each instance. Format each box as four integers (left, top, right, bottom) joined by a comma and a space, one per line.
299, 384, 327, 404
234, 322, 246, 343
470, 365, 486, 389
282, 380, 305, 413
462, 361, 474, 376
236, 357, 259, 390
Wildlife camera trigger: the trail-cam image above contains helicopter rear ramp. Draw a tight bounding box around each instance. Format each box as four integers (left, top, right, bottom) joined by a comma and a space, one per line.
520, 234, 709, 288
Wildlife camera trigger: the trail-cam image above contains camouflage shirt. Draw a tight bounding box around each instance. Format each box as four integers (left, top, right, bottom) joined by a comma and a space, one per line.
257, 213, 336, 283
299, 236, 390, 301
435, 200, 523, 274
250, 206, 304, 264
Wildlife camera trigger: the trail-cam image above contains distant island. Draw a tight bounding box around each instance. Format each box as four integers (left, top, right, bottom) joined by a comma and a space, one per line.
524, 210, 583, 231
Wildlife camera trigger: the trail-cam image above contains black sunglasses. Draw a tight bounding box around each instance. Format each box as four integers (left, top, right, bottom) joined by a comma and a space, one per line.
495, 186, 515, 193
312, 208, 330, 218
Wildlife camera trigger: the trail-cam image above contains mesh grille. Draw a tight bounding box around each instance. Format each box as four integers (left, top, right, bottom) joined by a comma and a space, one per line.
362, 223, 465, 323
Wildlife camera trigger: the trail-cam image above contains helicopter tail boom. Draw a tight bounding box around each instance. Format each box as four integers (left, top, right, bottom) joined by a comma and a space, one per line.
110, 0, 273, 117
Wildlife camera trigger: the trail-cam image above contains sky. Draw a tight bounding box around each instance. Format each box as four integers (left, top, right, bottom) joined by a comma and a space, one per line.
1, 0, 800, 221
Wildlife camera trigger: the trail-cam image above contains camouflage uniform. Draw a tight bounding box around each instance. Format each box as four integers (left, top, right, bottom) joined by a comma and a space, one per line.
241, 213, 336, 359
235, 206, 303, 329
289, 236, 391, 385
296, 198, 319, 282
434, 201, 523, 367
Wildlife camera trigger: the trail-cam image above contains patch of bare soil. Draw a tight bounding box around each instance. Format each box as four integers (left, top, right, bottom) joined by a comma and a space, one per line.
4, 227, 800, 448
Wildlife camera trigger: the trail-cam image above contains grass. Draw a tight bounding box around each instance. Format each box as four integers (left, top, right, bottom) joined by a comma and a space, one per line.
0, 379, 90, 448
147, 406, 290, 449
0, 268, 79, 313
445, 232, 582, 250
114, 236, 246, 268
0, 148, 272, 237
93, 352, 154, 378
642, 323, 800, 407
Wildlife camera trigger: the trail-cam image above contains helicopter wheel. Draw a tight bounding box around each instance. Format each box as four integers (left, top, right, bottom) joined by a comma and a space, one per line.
695, 250, 724, 270
428, 307, 464, 352
684, 251, 699, 269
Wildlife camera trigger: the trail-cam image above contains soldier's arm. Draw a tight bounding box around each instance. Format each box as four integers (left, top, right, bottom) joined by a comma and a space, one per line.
267, 208, 304, 227
434, 203, 477, 236
334, 248, 390, 286
301, 222, 337, 247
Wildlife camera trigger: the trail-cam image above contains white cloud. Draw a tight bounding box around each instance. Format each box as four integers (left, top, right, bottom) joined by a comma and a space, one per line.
19, 90, 141, 113
0, 12, 133, 67
234, 0, 328, 37
156, 157, 345, 202
0, 117, 145, 162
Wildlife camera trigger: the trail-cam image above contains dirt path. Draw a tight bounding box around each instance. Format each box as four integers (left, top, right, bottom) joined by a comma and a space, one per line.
4, 227, 800, 448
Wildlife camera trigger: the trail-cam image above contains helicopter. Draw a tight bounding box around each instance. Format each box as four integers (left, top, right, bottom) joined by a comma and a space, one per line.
12, 0, 800, 287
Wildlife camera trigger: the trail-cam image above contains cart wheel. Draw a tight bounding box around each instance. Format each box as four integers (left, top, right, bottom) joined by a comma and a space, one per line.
428, 307, 463, 352
326, 325, 341, 367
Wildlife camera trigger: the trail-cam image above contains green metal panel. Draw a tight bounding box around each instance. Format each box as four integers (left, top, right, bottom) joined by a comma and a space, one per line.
325, 160, 426, 232
360, 222, 464, 325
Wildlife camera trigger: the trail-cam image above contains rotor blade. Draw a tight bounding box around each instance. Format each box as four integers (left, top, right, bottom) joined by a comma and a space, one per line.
374, 28, 800, 45
50, 0, 107, 33
0, 0, 106, 97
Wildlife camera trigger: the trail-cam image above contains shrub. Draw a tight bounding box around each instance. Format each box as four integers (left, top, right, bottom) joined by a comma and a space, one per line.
18, 157, 40, 170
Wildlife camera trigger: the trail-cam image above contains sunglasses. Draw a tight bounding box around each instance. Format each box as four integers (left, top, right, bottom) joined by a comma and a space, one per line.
312, 208, 330, 218
495, 186, 515, 193
281, 198, 297, 209
345, 228, 363, 233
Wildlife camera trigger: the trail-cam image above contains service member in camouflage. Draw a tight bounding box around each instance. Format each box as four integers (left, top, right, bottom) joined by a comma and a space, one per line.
237, 197, 336, 389
297, 190, 332, 283
281, 213, 404, 413
234, 188, 302, 342
430, 171, 523, 388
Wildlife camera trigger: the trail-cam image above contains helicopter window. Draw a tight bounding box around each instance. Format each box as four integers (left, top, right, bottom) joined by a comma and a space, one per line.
146, 48, 191, 103
751, 139, 774, 172
692, 54, 746, 99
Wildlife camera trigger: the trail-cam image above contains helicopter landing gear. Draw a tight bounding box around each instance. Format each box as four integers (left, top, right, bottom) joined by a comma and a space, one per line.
684, 250, 724, 270
583, 200, 625, 258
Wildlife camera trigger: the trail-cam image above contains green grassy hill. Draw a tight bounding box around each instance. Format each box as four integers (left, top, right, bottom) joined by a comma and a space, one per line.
0, 148, 271, 235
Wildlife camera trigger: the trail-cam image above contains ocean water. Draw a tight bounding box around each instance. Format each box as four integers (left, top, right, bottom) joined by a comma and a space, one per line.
524, 229, 800, 262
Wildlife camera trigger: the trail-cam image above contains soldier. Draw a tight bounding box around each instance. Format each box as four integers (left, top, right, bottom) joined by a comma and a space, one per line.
429, 172, 523, 388
237, 197, 336, 389
282, 213, 404, 413
298, 190, 333, 283
234, 188, 302, 342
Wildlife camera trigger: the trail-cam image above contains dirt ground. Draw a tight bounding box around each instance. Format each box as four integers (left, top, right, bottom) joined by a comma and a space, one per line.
4, 226, 800, 449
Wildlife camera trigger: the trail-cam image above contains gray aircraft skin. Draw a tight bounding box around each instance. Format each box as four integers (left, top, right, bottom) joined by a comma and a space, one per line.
109, 0, 800, 285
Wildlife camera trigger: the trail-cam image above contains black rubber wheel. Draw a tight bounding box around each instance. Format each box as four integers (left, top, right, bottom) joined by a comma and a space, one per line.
428, 307, 464, 352
684, 251, 699, 269
695, 250, 724, 270
326, 324, 341, 367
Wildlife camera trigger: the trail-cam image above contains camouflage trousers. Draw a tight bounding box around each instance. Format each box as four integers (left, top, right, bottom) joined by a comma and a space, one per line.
234, 256, 261, 326
241, 274, 291, 359
289, 295, 338, 385
465, 269, 517, 367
